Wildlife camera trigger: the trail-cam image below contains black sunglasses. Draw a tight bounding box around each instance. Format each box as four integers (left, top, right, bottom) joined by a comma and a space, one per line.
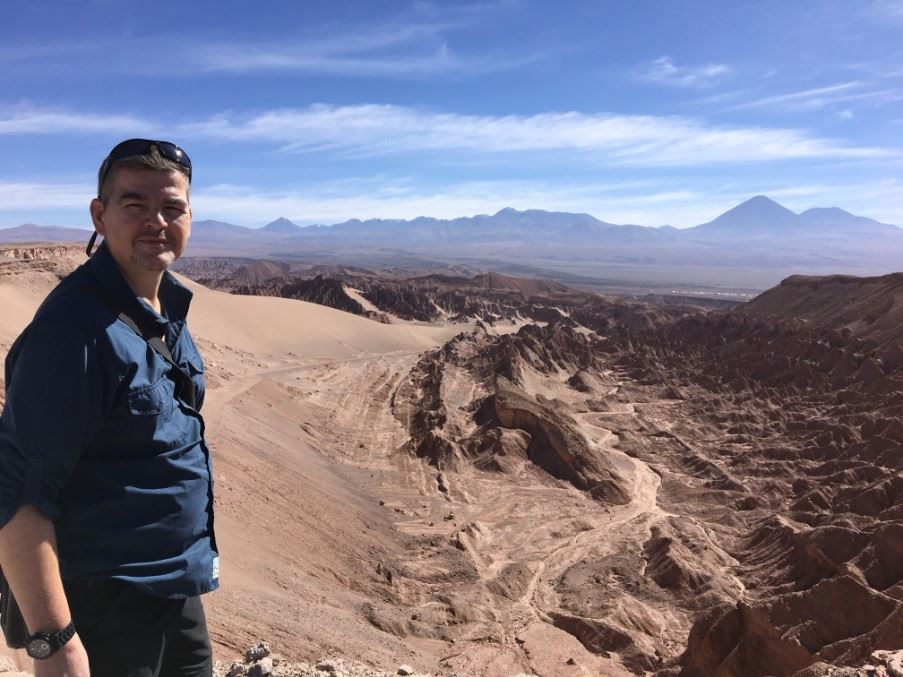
88, 139, 192, 256
96, 138, 192, 197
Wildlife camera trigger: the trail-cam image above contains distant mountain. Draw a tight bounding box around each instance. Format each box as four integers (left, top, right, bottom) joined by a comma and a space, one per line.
261, 217, 303, 234
796, 207, 898, 235
5, 201, 896, 250
3, 199, 901, 288
686, 196, 900, 238
295, 208, 646, 245
0, 223, 91, 243
192, 219, 255, 237
688, 196, 799, 236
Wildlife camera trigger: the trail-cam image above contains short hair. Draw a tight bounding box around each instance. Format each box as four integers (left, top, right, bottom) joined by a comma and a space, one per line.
98, 144, 191, 204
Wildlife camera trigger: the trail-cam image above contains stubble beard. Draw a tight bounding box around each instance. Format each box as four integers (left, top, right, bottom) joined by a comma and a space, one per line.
130, 244, 176, 272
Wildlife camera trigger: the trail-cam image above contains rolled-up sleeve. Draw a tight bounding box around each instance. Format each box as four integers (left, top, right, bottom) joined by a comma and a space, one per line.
0, 314, 108, 528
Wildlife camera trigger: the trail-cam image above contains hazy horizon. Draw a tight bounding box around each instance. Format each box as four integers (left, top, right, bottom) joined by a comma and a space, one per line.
2, 194, 899, 233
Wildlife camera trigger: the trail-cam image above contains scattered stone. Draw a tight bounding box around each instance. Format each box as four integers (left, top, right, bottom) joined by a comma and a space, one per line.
436, 472, 449, 493
397, 665, 415, 676
245, 641, 271, 662
871, 650, 903, 677
566, 657, 577, 665
247, 657, 273, 677
226, 661, 246, 677
316, 659, 340, 673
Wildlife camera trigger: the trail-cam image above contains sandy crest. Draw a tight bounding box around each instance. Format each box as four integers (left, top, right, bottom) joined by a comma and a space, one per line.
182, 277, 466, 360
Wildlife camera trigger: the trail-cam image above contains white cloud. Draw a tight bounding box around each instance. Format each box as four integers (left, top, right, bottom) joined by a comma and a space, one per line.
730, 81, 901, 111
182, 7, 542, 79
188, 19, 481, 77
189, 179, 712, 227
2, 8, 527, 80
640, 56, 731, 88
0, 102, 893, 171
182, 103, 890, 166
872, 0, 903, 19
0, 181, 93, 210
0, 103, 153, 136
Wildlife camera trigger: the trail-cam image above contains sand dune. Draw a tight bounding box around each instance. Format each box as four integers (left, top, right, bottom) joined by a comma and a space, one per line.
183, 277, 468, 360
0, 256, 472, 674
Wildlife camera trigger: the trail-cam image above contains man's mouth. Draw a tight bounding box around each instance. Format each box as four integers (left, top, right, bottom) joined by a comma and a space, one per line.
136, 236, 170, 246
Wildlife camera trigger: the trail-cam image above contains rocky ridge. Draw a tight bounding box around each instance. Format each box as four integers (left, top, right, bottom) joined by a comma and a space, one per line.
179, 259, 713, 327
371, 271, 903, 675
592, 286, 903, 675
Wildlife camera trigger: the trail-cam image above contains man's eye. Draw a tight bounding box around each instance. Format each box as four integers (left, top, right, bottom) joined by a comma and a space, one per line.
165, 206, 187, 216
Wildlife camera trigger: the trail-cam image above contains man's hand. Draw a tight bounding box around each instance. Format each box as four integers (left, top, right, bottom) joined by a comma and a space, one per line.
0, 505, 84, 675
33, 633, 90, 677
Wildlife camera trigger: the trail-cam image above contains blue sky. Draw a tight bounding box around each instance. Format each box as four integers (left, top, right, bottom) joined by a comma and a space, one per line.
1, 0, 901, 230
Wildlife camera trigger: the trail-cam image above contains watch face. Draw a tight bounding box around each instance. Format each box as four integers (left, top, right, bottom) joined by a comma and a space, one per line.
27, 637, 53, 659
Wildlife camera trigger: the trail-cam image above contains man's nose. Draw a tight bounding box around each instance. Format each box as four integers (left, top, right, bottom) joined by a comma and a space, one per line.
144, 207, 169, 228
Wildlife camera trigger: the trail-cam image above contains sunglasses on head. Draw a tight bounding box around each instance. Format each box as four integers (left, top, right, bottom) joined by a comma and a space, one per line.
96, 138, 192, 197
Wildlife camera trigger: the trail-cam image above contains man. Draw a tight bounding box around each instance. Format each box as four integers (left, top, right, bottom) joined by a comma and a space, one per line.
0, 139, 218, 676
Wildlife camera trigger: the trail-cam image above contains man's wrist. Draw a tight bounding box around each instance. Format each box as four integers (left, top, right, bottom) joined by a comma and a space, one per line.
25, 621, 77, 659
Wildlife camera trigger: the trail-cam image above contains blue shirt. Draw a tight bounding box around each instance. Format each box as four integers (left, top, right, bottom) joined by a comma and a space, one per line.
0, 242, 218, 598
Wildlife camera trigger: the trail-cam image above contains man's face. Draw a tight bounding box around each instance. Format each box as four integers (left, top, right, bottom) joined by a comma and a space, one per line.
89, 167, 192, 276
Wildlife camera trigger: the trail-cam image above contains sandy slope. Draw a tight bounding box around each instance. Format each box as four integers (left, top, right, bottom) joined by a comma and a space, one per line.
0, 270, 469, 673
0, 275, 63, 343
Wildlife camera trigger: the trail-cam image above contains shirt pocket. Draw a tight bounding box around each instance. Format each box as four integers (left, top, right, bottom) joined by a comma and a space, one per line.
127, 379, 173, 417
183, 346, 204, 376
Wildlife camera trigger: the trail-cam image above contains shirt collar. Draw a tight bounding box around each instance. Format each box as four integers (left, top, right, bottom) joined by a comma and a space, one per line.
87, 241, 193, 326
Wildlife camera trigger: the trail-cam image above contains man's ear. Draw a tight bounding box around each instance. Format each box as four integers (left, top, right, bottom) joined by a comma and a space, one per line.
89, 198, 106, 236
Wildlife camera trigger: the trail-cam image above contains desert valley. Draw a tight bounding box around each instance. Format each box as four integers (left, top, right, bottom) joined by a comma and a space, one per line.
1, 238, 902, 677
4, 2, 901, 674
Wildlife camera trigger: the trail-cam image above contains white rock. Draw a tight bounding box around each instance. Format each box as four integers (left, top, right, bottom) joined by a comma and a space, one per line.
245, 641, 271, 662
397, 665, 415, 676
872, 650, 903, 677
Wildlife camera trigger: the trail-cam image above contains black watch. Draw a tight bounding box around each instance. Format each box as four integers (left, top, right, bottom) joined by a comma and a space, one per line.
25, 622, 76, 659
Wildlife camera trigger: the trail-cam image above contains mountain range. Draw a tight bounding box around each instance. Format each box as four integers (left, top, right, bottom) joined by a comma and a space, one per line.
2, 196, 900, 290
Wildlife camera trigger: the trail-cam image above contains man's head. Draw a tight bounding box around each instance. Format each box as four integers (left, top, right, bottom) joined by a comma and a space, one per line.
96, 139, 191, 203
89, 139, 193, 277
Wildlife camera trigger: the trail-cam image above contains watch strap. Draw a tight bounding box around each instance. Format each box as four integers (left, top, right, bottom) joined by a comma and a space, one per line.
53, 621, 77, 648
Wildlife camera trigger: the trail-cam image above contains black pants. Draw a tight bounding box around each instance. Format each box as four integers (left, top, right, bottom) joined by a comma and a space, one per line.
63, 578, 212, 677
